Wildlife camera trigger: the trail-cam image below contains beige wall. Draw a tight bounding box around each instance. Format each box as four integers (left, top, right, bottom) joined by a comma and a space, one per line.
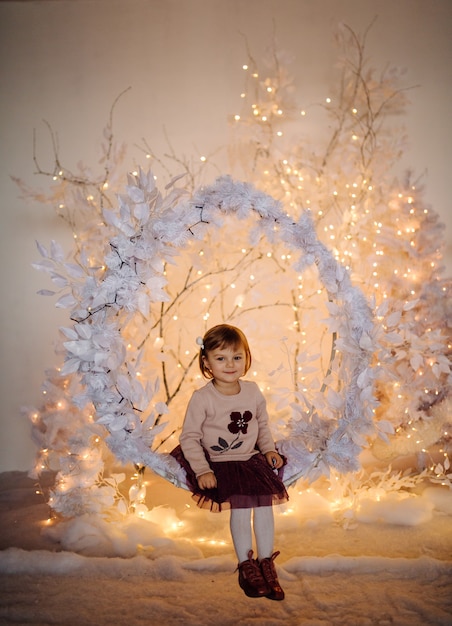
1, 0, 451, 471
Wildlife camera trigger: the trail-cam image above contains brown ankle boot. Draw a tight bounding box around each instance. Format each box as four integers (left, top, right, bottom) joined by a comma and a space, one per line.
238, 550, 271, 598
259, 551, 285, 601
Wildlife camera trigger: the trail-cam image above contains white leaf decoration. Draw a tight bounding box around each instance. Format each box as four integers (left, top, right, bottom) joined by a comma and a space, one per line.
133, 202, 149, 222
386, 311, 402, 327
37, 289, 56, 296
126, 185, 145, 203
377, 420, 395, 434
35, 240, 49, 258
64, 339, 94, 358
64, 263, 85, 279
50, 273, 68, 288
75, 324, 92, 340
60, 358, 81, 375
359, 332, 373, 350
50, 240, 65, 262
410, 353, 424, 372
55, 293, 77, 309
385, 332, 403, 345
403, 299, 420, 311
32, 260, 54, 273
59, 326, 78, 340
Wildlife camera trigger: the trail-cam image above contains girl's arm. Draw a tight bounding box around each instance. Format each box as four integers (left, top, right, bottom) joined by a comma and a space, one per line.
180, 392, 213, 478
254, 384, 279, 457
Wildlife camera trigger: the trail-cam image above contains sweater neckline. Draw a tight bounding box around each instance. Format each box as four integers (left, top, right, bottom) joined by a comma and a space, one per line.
209, 379, 243, 397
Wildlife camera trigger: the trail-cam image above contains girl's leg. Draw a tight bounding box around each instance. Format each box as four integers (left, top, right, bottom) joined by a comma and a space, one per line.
253, 506, 274, 559
253, 506, 285, 600
231, 507, 270, 598
230, 508, 252, 562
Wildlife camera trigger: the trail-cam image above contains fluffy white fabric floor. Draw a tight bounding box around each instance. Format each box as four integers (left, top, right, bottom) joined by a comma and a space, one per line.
0, 470, 451, 625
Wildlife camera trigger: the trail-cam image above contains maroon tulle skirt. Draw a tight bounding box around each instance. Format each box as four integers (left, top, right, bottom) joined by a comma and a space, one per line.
170, 445, 289, 512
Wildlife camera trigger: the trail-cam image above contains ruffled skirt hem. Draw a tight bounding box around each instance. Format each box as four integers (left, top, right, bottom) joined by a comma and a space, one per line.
170, 445, 289, 512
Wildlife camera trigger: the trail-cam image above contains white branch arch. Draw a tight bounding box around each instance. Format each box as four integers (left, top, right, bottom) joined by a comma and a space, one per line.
60, 172, 377, 491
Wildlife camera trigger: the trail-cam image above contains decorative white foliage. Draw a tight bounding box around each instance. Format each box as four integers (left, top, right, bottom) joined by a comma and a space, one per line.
23, 30, 451, 525
34, 172, 377, 501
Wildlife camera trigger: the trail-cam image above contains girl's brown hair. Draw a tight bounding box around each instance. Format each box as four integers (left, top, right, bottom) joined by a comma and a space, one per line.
198, 324, 252, 379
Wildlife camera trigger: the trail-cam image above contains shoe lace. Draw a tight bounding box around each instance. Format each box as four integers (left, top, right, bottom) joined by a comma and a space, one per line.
260, 551, 280, 585
241, 559, 263, 584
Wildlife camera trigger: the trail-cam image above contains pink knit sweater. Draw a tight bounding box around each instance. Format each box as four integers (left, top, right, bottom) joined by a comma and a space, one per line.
179, 379, 276, 477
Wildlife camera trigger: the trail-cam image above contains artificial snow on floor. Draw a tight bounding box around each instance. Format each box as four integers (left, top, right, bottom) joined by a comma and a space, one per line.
0, 470, 451, 625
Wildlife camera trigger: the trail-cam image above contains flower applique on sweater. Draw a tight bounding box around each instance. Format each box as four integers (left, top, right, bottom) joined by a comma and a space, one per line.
210, 410, 253, 453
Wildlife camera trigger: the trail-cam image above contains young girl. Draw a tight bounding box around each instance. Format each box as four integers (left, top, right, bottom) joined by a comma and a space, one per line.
171, 324, 288, 600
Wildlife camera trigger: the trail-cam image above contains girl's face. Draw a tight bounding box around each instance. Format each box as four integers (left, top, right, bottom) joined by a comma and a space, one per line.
202, 343, 246, 389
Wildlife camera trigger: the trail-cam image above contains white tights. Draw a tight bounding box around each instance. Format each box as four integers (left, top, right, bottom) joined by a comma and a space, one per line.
230, 506, 275, 563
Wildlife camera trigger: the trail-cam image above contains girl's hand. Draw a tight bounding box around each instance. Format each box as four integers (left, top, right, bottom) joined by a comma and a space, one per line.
197, 471, 217, 490
265, 451, 283, 469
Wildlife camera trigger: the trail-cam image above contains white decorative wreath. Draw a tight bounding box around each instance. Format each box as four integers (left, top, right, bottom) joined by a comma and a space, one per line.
56, 171, 377, 490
